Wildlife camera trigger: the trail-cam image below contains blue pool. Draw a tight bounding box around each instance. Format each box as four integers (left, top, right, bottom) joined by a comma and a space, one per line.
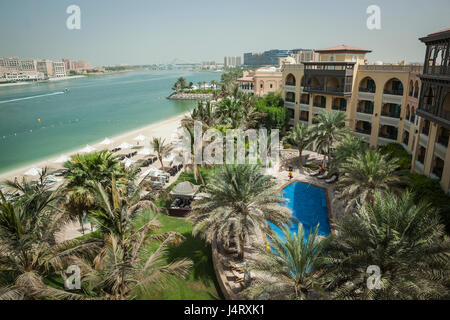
268, 181, 331, 242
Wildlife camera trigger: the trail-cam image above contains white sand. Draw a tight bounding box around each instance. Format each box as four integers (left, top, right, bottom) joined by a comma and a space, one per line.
0, 112, 187, 182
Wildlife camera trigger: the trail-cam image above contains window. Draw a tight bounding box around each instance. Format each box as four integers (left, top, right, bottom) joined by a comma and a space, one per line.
260, 84, 263, 89
270, 84, 273, 89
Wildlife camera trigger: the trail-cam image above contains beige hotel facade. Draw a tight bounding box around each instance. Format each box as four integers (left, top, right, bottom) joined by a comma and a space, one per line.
282, 30, 450, 193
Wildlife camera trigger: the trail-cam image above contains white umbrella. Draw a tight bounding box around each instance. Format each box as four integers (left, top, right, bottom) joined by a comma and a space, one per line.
24, 167, 42, 176
133, 134, 147, 142
117, 142, 132, 149
100, 138, 114, 145
138, 147, 152, 156
163, 154, 174, 163
122, 158, 135, 168
79, 145, 95, 153
53, 155, 71, 164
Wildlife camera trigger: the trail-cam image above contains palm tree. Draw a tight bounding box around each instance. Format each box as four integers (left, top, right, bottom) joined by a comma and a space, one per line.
0, 187, 100, 300
178, 124, 207, 187
336, 150, 403, 214
63, 151, 130, 231
323, 191, 450, 300
151, 137, 173, 172
310, 111, 347, 166
182, 101, 216, 130
214, 97, 244, 127
79, 179, 192, 299
210, 80, 218, 90
244, 224, 330, 300
329, 133, 367, 176
172, 77, 187, 92
191, 164, 291, 261
283, 124, 312, 168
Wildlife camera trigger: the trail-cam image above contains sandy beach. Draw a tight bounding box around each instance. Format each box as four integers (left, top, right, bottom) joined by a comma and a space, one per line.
0, 112, 187, 183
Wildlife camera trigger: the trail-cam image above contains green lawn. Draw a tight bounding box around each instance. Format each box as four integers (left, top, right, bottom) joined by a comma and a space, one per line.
135, 213, 223, 300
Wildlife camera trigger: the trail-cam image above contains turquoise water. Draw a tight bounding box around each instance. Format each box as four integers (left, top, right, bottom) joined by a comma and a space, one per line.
0, 70, 221, 174
269, 181, 331, 242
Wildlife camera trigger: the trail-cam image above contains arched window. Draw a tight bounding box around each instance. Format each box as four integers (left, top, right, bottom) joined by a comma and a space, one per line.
285, 73, 296, 86
359, 77, 376, 93
384, 78, 404, 96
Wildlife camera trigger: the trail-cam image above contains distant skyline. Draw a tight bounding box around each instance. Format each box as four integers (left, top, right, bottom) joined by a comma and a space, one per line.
1, 0, 449, 66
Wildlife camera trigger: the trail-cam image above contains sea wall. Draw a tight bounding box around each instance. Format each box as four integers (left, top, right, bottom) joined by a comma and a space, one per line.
167, 92, 213, 100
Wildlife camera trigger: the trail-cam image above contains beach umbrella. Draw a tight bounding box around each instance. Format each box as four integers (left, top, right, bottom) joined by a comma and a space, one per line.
79, 145, 96, 153
133, 134, 147, 142
24, 167, 42, 176
138, 147, 152, 156
117, 142, 132, 149
163, 154, 174, 163
122, 158, 135, 168
100, 138, 114, 145
54, 155, 71, 164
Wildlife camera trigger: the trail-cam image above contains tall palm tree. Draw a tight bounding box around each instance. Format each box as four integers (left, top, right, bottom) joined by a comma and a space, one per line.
79, 179, 192, 299
151, 137, 173, 172
214, 97, 244, 127
323, 191, 450, 300
310, 111, 347, 166
329, 133, 367, 176
244, 224, 330, 300
191, 164, 291, 261
178, 124, 206, 187
336, 150, 403, 214
63, 151, 130, 231
0, 187, 100, 300
283, 124, 312, 168
182, 101, 216, 129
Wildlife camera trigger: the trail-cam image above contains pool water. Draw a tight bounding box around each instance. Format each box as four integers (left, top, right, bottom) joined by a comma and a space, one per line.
268, 181, 331, 242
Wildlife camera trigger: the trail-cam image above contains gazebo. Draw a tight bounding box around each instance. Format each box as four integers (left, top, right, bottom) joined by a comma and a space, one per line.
169, 181, 200, 217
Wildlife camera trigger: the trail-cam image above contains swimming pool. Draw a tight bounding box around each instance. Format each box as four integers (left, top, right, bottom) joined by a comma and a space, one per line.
268, 180, 331, 242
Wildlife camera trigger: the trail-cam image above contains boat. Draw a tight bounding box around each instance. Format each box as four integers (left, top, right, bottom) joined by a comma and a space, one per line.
64, 88, 69, 93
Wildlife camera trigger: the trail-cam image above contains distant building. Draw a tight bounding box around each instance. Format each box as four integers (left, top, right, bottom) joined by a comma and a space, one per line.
20, 58, 37, 72
37, 60, 54, 78
0, 57, 21, 72
52, 61, 66, 78
224, 56, 242, 68
62, 58, 92, 72
201, 61, 217, 70
243, 49, 308, 66
237, 66, 283, 97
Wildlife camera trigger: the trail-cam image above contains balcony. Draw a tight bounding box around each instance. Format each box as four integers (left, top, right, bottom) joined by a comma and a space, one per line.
355, 127, 371, 136
284, 101, 295, 109
285, 85, 296, 92
303, 62, 355, 96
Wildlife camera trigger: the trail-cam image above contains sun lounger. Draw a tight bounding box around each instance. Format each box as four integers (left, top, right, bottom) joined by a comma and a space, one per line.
317, 171, 328, 179
326, 175, 337, 183
308, 169, 321, 176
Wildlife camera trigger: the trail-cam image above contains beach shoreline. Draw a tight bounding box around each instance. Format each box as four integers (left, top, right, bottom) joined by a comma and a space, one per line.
0, 112, 188, 182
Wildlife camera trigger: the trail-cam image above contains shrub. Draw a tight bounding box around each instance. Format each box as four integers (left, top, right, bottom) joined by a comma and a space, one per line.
379, 142, 412, 170
407, 173, 450, 233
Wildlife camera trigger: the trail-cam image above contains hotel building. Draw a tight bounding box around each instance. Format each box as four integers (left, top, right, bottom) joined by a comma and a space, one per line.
413, 28, 450, 191
237, 66, 283, 97
224, 56, 242, 68
281, 35, 450, 193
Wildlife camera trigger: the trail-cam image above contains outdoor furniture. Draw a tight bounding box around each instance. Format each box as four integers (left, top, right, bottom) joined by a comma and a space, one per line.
308, 169, 320, 176
317, 171, 328, 179
168, 181, 200, 217
326, 175, 337, 183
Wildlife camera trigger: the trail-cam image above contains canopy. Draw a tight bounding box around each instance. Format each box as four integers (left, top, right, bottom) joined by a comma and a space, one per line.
53, 155, 71, 164
138, 147, 152, 156
133, 134, 148, 142
100, 138, 114, 145
117, 142, 132, 149
170, 181, 200, 199
24, 167, 42, 176
79, 145, 95, 153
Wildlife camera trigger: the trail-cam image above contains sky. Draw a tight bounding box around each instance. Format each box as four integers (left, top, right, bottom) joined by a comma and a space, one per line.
0, 0, 449, 66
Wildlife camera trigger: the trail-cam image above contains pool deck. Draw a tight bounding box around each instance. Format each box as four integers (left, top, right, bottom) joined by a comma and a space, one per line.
212, 149, 345, 300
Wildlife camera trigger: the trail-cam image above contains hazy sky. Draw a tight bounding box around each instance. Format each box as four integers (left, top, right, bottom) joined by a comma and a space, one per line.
1, 0, 449, 66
